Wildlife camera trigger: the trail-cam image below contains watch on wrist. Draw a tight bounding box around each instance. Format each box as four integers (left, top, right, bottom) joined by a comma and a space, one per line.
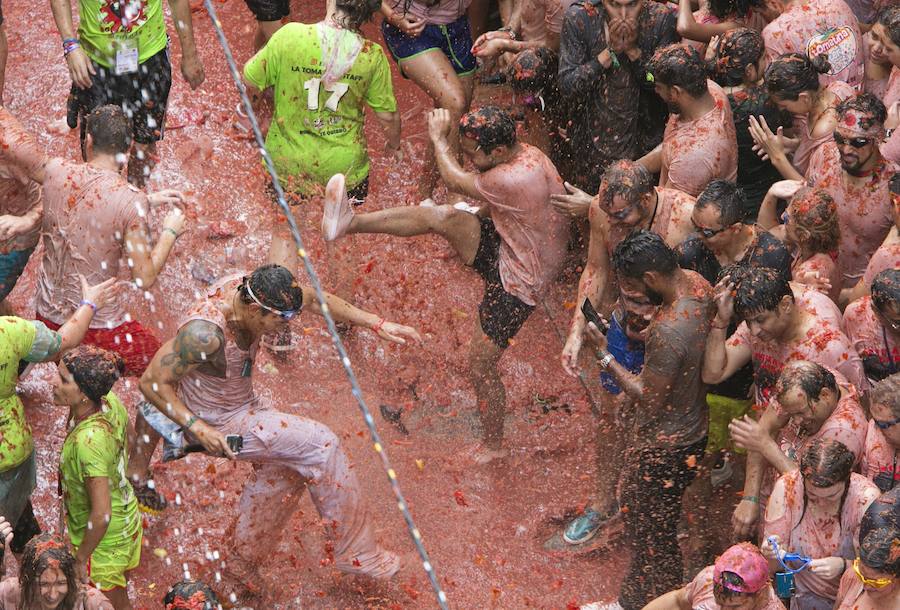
597, 350, 615, 369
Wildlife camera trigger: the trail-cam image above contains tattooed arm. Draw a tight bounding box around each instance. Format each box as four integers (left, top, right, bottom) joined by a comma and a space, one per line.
139, 320, 235, 458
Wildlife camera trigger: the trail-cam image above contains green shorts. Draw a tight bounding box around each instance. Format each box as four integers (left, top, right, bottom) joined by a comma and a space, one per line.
0, 450, 36, 526
706, 393, 753, 454
87, 526, 142, 591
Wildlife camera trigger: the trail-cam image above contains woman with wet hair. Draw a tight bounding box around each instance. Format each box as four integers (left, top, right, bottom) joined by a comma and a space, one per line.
707, 27, 791, 215
0, 523, 112, 609
751, 53, 855, 177
832, 486, 900, 609
53, 346, 140, 610
505, 47, 571, 177
676, 0, 759, 53
762, 439, 881, 610
707, 28, 791, 218
162, 580, 219, 610
759, 186, 842, 303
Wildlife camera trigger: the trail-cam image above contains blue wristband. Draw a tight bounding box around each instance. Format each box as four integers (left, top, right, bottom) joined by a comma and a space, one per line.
78, 299, 97, 312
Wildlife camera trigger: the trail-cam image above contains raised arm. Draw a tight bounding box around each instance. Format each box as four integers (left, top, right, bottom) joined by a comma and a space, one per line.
301, 286, 421, 344
558, 9, 610, 96
702, 278, 752, 384
729, 405, 789, 539
139, 320, 234, 458
676, 0, 739, 43
427, 109, 482, 201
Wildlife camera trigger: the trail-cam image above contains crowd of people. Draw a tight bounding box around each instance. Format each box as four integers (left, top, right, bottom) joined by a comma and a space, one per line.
0, 0, 899, 608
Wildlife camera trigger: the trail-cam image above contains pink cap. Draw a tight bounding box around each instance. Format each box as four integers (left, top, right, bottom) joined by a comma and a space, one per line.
713, 543, 770, 593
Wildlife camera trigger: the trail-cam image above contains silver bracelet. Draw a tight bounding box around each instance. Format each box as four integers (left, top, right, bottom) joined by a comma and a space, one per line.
597, 351, 615, 369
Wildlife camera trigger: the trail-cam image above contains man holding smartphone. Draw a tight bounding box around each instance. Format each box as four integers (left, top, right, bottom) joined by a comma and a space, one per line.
581, 231, 715, 610
129, 256, 421, 602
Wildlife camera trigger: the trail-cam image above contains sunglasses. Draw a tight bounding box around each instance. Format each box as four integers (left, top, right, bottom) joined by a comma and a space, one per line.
853, 558, 894, 588
874, 414, 900, 430
608, 203, 637, 221
692, 218, 732, 239
244, 282, 299, 321
833, 132, 874, 149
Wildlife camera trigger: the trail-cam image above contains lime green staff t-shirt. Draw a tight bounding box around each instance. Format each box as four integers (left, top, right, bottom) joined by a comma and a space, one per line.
243, 22, 398, 196
60, 392, 140, 550
77, 0, 168, 68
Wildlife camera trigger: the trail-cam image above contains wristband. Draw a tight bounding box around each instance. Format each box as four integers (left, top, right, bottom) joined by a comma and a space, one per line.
372, 318, 385, 333
741, 495, 760, 504
62, 39, 81, 57
163, 227, 179, 239
78, 299, 97, 312
185, 415, 198, 430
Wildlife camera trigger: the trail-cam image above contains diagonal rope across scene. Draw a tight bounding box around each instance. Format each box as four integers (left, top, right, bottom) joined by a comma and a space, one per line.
200, 2, 450, 607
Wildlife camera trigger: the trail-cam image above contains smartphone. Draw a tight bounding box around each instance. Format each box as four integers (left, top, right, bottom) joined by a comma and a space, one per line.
226, 434, 244, 454
581, 298, 609, 334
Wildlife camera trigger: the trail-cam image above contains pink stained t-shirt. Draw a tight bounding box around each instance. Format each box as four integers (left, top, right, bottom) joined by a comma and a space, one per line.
660, 80, 738, 197
762, 0, 864, 89
385, 0, 472, 25
177, 275, 260, 424
0, 577, 113, 610
764, 472, 880, 603
603, 187, 697, 257
518, 0, 577, 43
36, 159, 147, 329
473, 143, 569, 306
843, 296, 899, 375
861, 419, 900, 490
806, 143, 895, 286
683, 565, 785, 610
791, 81, 856, 176
862, 233, 899, 287
772, 376, 869, 467
728, 283, 867, 406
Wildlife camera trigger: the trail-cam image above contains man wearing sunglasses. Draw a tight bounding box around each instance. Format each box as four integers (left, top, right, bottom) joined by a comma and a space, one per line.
860, 374, 900, 493
558, 160, 694, 377
805, 93, 896, 287
844, 268, 900, 384
129, 261, 420, 600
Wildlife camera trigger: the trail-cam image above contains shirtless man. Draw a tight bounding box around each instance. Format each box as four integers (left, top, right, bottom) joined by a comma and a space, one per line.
0, 104, 187, 510
133, 256, 420, 599
559, 160, 694, 376
322, 106, 570, 463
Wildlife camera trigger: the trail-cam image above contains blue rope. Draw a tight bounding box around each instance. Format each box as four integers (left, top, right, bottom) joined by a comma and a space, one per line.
200, 4, 449, 607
